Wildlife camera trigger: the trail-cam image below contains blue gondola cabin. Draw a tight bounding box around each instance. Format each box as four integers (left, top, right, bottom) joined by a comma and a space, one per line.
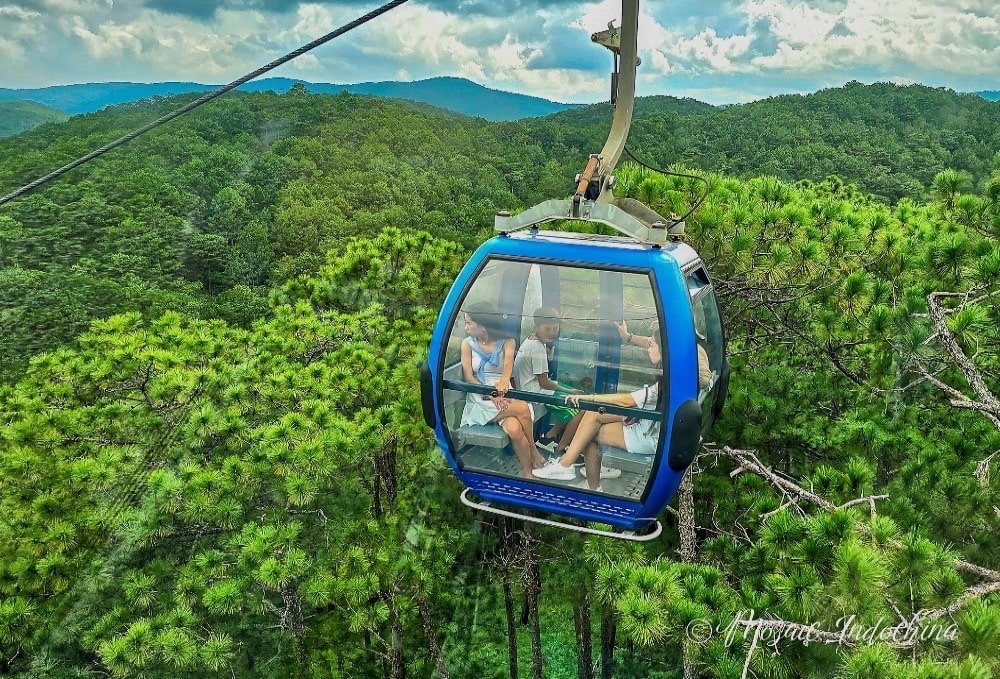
421, 229, 728, 533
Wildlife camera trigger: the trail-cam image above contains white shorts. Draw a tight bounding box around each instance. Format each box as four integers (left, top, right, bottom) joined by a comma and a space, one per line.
622, 422, 657, 455
461, 394, 534, 427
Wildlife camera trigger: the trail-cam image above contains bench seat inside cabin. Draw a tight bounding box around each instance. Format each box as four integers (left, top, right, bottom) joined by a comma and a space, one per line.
598, 444, 655, 474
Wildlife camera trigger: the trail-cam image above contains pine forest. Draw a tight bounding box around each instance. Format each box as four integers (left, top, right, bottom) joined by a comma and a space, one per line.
0, 82, 997, 678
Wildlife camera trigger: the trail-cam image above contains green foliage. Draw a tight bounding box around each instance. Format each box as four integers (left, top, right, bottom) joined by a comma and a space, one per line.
2, 83, 998, 380
605, 161, 999, 676
0, 229, 471, 676
0, 84, 996, 678
518, 81, 1000, 204
0, 100, 68, 138
0, 90, 517, 378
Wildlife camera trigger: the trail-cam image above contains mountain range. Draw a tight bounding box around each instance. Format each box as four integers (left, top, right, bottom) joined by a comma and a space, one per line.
0, 77, 580, 123
3, 76, 997, 139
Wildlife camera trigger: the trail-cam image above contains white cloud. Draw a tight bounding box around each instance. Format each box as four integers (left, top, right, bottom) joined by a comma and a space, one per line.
0, 5, 40, 20
215, 8, 268, 37
746, 0, 839, 46
30, 0, 109, 12
358, 5, 481, 69
744, 0, 1000, 75
0, 35, 26, 61
486, 34, 537, 72
66, 15, 142, 59
275, 3, 353, 44
612, 0, 1000, 85
0, 0, 996, 101
350, 4, 604, 97
672, 28, 753, 73
289, 53, 319, 71
52, 9, 255, 79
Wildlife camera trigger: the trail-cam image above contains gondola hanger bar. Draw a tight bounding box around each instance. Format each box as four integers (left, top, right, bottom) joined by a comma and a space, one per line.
591, 1, 640, 182
494, 198, 682, 244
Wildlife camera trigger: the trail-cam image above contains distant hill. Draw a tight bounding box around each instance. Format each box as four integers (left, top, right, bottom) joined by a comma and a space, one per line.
540, 94, 716, 127
977, 91, 1000, 102
518, 81, 999, 204
0, 100, 68, 138
0, 77, 580, 121
4, 80, 996, 207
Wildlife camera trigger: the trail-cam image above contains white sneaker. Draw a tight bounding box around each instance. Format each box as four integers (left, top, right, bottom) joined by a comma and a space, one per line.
575, 480, 603, 492
580, 466, 622, 479
532, 460, 576, 480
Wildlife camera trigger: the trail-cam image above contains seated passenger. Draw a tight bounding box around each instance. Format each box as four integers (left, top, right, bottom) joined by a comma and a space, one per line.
513, 306, 581, 448
460, 302, 545, 478
696, 335, 713, 392
533, 329, 664, 491
619, 319, 713, 391
531, 319, 663, 478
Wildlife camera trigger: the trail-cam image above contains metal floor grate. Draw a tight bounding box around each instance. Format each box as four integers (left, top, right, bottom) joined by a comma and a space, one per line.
458, 445, 647, 501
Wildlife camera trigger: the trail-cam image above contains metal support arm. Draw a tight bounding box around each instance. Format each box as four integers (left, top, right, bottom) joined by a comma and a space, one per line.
563, 0, 640, 215
591, 0, 640, 180
494, 1, 686, 245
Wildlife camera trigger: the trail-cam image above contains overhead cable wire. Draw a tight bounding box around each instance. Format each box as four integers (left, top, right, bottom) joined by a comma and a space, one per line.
0, 0, 411, 208
624, 145, 711, 225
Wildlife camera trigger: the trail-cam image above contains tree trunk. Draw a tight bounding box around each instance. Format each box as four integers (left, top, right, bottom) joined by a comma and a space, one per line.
682, 639, 697, 679
379, 434, 399, 505
677, 471, 697, 564
599, 606, 616, 679
279, 583, 305, 662
574, 592, 594, 679
678, 469, 698, 678
417, 595, 451, 679
389, 607, 406, 679
502, 573, 519, 679
525, 552, 543, 679
574, 604, 584, 679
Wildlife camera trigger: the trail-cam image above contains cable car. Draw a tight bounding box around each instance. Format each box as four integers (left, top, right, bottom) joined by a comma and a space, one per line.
420, 0, 729, 538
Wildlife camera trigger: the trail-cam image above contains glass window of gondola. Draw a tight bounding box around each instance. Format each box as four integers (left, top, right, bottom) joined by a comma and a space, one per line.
686, 266, 725, 427
439, 258, 665, 502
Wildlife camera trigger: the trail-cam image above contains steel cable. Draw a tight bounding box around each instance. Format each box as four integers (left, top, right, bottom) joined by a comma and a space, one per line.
0, 0, 411, 207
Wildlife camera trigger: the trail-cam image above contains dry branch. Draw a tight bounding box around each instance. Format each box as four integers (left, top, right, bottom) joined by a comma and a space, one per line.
921, 292, 1000, 483
926, 292, 1000, 411
702, 445, 999, 589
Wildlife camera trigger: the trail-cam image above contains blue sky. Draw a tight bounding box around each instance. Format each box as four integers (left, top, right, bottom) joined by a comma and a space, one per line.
0, 0, 997, 104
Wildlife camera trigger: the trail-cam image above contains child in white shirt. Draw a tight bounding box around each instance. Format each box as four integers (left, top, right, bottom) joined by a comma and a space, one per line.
513, 307, 580, 449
